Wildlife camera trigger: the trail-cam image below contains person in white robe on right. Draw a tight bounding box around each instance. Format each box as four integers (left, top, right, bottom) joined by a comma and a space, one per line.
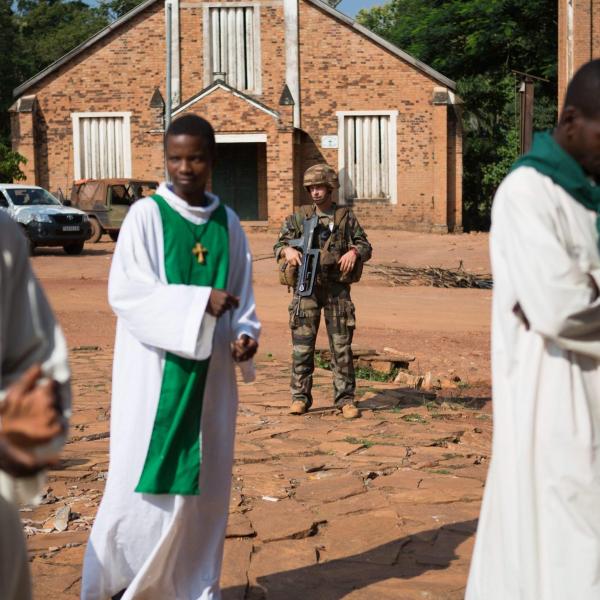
467, 59, 600, 600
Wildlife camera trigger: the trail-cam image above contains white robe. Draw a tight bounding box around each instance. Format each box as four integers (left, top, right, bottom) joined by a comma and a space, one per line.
81, 185, 260, 600
0, 212, 71, 600
466, 167, 600, 599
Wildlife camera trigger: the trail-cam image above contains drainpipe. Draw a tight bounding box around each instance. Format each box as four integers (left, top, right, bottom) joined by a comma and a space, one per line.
165, 1, 172, 180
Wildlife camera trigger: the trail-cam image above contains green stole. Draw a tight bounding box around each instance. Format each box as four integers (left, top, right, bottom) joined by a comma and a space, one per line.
512, 131, 600, 245
135, 194, 229, 495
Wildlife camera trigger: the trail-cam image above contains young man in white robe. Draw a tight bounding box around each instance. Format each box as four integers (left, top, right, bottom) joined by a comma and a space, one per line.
81, 114, 260, 600
0, 212, 71, 600
467, 59, 600, 599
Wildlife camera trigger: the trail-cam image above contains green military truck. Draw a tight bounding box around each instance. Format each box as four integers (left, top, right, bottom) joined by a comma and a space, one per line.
69, 178, 158, 242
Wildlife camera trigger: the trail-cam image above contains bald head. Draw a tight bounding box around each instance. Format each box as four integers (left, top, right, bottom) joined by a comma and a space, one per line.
563, 59, 600, 119
555, 59, 600, 177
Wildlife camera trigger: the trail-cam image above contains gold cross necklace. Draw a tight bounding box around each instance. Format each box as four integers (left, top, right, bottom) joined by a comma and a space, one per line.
181, 217, 209, 265
192, 242, 208, 264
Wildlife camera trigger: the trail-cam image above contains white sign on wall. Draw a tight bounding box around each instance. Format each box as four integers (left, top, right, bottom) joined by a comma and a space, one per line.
321, 135, 339, 149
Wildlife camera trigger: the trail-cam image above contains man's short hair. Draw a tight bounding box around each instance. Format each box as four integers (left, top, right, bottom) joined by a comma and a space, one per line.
564, 59, 600, 118
164, 114, 216, 156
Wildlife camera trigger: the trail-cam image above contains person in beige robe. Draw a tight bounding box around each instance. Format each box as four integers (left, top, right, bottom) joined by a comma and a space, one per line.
0, 211, 70, 600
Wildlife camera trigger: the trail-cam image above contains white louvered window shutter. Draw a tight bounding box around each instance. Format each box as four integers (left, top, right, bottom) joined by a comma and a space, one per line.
209, 6, 256, 91
77, 116, 128, 179
343, 115, 391, 201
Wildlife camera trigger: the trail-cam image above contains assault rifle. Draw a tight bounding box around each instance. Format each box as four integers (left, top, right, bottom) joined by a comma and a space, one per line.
288, 214, 319, 300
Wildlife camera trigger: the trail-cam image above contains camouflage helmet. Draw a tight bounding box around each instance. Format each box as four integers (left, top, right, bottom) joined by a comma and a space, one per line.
303, 164, 340, 190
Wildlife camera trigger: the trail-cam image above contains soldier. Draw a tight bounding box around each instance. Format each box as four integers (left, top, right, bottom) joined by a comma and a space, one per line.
274, 164, 372, 419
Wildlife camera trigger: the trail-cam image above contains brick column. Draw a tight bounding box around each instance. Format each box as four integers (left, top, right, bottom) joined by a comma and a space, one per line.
267, 125, 295, 226
431, 87, 449, 233
9, 96, 37, 183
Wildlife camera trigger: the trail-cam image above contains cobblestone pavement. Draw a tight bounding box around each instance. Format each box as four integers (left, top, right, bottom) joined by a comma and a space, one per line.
26, 346, 490, 600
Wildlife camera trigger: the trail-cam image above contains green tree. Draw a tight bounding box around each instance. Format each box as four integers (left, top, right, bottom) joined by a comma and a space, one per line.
0, 0, 110, 181
357, 0, 557, 229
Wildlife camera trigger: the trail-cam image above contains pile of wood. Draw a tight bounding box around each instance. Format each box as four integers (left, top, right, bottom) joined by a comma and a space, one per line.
366, 262, 493, 289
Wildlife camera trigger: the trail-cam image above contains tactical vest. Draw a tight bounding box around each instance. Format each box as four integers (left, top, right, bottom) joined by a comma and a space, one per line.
278, 204, 363, 288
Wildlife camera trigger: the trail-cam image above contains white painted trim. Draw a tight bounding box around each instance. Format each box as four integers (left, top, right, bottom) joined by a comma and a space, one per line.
337, 110, 398, 205
388, 111, 397, 205
172, 82, 278, 118
71, 112, 132, 180
253, 3, 262, 95
567, 0, 574, 82
336, 110, 398, 117
170, 0, 181, 106
71, 111, 132, 119
202, 4, 211, 88
284, 0, 300, 127
216, 133, 266, 143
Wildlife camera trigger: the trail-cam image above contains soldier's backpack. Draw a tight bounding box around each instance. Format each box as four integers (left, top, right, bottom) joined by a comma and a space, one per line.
277, 204, 363, 287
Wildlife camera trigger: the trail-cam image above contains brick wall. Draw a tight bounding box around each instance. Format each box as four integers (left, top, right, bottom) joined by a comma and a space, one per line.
558, 0, 600, 107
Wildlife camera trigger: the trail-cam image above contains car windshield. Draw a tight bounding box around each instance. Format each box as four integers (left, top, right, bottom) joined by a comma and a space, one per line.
5, 188, 62, 206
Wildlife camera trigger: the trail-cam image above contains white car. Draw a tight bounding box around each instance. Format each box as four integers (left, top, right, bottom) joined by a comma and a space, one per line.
0, 184, 92, 255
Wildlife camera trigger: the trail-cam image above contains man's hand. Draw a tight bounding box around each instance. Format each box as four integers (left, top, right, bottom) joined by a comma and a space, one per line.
0, 436, 57, 478
282, 247, 302, 267
207, 289, 240, 317
1, 365, 64, 448
338, 248, 359, 275
231, 335, 258, 362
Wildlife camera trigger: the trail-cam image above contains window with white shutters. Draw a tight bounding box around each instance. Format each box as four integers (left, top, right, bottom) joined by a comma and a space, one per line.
208, 6, 258, 91
338, 111, 397, 204
71, 112, 132, 181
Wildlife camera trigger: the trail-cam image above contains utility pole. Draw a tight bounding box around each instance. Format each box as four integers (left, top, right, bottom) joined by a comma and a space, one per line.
519, 76, 535, 154
512, 70, 549, 155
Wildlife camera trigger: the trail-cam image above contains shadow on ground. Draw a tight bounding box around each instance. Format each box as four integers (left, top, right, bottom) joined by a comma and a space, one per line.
357, 389, 490, 412
223, 520, 477, 600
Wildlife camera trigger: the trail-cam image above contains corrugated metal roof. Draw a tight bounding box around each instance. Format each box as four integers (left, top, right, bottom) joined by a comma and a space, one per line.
13, 0, 456, 98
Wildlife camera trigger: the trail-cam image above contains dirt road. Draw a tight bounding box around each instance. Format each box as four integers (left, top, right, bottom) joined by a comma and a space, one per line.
25, 229, 492, 599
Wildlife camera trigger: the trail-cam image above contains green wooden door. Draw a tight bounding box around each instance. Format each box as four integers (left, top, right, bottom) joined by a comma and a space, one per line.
212, 143, 259, 220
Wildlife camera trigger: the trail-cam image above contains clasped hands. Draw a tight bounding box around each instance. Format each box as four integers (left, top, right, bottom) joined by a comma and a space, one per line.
207, 289, 258, 362
0, 365, 65, 477
282, 246, 359, 274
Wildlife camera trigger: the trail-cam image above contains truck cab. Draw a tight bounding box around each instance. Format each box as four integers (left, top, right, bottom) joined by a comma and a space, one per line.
70, 179, 158, 242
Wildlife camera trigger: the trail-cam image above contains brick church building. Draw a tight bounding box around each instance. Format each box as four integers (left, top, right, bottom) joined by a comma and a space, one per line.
10, 0, 462, 231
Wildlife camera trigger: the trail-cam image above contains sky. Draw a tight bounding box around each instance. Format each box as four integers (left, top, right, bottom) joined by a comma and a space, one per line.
336, 0, 386, 18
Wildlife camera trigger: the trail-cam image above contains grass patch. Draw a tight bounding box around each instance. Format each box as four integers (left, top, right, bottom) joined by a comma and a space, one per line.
401, 413, 428, 424
427, 468, 453, 475
314, 351, 398, 382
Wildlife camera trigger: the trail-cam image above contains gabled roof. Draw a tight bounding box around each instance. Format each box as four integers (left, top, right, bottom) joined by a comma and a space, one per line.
13, 0, 455, 98
172, 80, 280, 119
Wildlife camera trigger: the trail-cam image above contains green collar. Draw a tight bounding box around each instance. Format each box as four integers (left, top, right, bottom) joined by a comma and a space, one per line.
512, 131, 600, 245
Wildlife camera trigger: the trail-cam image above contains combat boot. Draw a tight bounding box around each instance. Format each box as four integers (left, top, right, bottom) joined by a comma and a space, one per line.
341, 403, 360, 419
290, 400, 308, 415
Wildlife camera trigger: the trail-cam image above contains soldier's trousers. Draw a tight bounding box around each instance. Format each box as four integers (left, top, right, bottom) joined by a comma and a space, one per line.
288, 283, 356, 407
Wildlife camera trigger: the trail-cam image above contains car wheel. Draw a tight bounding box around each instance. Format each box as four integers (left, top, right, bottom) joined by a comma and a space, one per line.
63, 241, 84, 255
109, 231, 119, 242
89, 218, 103, 243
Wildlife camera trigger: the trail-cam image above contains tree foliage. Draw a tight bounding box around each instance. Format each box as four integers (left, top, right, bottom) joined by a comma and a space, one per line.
0, 0, 112, 181
357, 0, 558, 229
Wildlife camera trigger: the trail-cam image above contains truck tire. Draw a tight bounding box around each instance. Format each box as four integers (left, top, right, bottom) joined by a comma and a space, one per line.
63, 241, 84, 255
89, 217, 103, 243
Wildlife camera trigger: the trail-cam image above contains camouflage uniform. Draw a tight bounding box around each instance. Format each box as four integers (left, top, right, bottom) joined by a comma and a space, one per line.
274, 198, 372, 408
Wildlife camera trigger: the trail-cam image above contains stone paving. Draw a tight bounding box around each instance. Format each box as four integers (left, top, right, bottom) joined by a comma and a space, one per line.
24, 344, 491, 599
